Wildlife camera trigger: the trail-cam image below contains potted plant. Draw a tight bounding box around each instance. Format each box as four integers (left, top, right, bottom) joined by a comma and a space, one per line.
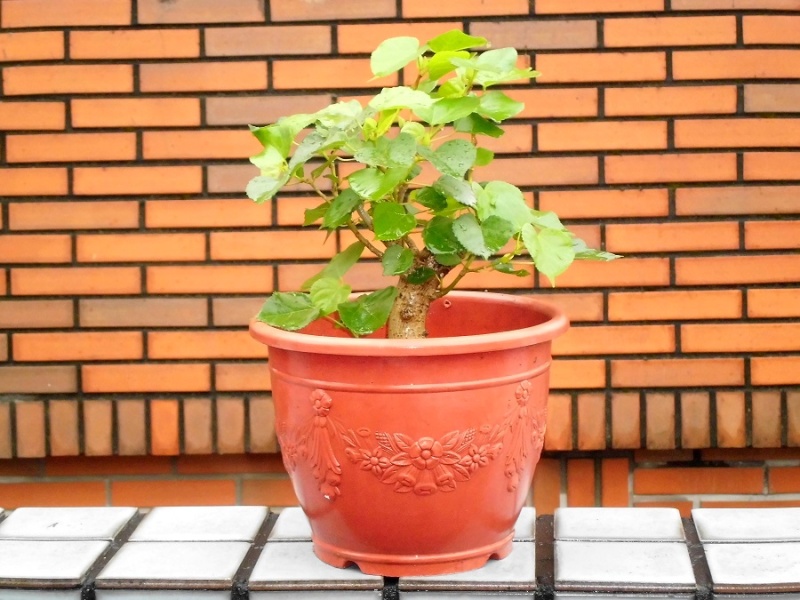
246, 30, 617, 576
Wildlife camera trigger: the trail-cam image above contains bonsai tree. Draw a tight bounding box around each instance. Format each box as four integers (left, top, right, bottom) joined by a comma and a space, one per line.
247, 30, 617, 339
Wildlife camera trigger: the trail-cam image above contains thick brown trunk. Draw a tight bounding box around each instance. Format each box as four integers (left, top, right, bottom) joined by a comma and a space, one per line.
386, 251, 451, 339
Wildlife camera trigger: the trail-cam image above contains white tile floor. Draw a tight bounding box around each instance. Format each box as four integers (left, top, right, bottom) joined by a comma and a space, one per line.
129, 505, 267, 542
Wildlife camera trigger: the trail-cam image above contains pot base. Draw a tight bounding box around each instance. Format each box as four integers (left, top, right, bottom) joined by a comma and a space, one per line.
312, 534, 514, 577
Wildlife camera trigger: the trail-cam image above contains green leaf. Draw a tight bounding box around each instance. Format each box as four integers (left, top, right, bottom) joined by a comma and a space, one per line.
493, 262, 530, 277
401, 121, 427, 141
246, 174, 287, 204
322, 189, 362, 229
421, 139, 477, 178
521, 224, 576, 285
414, 186, 448, 211
301, 241, 365, 290
433, 175, 477, 207
249, 145, 287, 179
427, 30, 487, 52
453, 113, 504, 138
573, 237, 621, 261
314, 100, 363, 130
531, 210, 566, 231
310, 277, 352, 315
406, 267, 436, 284
371, 36, 420, 78
387, 133, 418, 168
349, 166, 410, 201
480, 215, 515, 254
418, 96, 480, 125
423, 215, 464, 254
476, 180, 532, 233
452, 213, 489, 258
338, 287, 398, 336
475, 147, 494, 166
288, 131, 329, 171
257, 292, 320, 331
426, 50, 470, 80
373, 203, 417, 241
304, 202, 329, 226
382, 245, 414, 275
369, 86, 434, 112
478, 90, 525, 122
433, 252, 462, 266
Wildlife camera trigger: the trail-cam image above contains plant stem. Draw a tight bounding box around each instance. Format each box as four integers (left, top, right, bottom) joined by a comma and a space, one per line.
347, 222, 384, 257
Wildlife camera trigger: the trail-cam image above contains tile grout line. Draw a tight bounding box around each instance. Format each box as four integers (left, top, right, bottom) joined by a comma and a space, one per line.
682, 517, 713, 600
232, 510, 278, 600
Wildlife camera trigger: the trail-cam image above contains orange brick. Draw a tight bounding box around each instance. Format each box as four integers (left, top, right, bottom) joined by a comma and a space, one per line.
403, 0, 525, 16
74, 166, 202, 195
745, 84, 800, 113
539, 189, 668, 219
337, 22, 461, 53
0, 101, 64, 130
0, 404, 11, 458
674, 50, 800, 80
249, 396, 278, 453
535, 293, 604, 323
217, 397, 246, 454
770, 467, 800, 494
716, 391, 746, 448
82, 364, 211, 393
208, 164, 262, 193
48, 400, 80, 457
605, 153, 737, 184
751, 357, 800, 386
605, 85, 737, 116
143, 129, 261, 160
14, 332, 142, 362
613, 358, 745, 388
0, 168, 67, 196
748, 288, 800, 318
151, 400, 180, 456
82, 298, 207, 329
676, 185, 800, 216
702, 500, 800, 509
277, 262, 382, 293
215, 363, 271, 392
271, 0, 394, 19
0, 366, 77, 394
138, 0, 265, 23
177, 453, 286, 475
45, 456, 173, 477
83, 400, 113, 456
745, 152, 800, 181
536, 0, 663, 12
112, 479, 237, 507
476, 157, 598, 187
471, 20, 596, 50
607, 221, 740, 253
0, 234, 71, 263
273, 58, 396, 90
117, 400, 147, 456
550, 359, 606, 390
789, 392, 800, 447
0, 31, 63, 61
538, 121, 666, 152
634, 466, 763, 495
609, 290, 742, 321
744, 15, 800, 44
183, 398, 213, 455
555, 325, 674, 356
746, 220, 800, 250
677, 255, 800, 285
6, 133, 136, 163
601, 458, 630, 507
606, 16, 736, 47
577, 393, 606, 451
206, 94, 331, 126
210, 231, 337, 261
11, 267, 140, 296
611, 392, 641, 449
544, 393, 573, 451
514, 88, 598, 118
241, 478, 298, 507
9, 201, 139, 230
70, 29, 199, 59
0, 482, 107, 508
702, 448, 800, 462
677, 118, 800, 149
15, 400, 45, 458
147, 265, 273, 294
532, 458, 562, 515
752, 391, 782, 449
536, 52, 666, 83
672, 0, 800, 8
146, 199, 271, 229
645, 393, 675, 450
680, 392, 710, 449
206, 25, 330, 56
77, 233, 206, 262
140, 61, 267, 92
549, 257, 670, 288
0, 0, 131, 27
148, 331, 268, 360
567, 459, 595, 507
684, 323, 800, 353
72, 98, 201, 128
4, 65, 133, 95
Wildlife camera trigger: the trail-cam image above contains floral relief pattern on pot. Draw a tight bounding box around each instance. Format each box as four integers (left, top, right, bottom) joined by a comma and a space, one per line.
278, 381, 546, 500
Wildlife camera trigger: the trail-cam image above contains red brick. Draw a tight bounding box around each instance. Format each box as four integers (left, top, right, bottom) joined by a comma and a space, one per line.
15, 400, 45, 458
403, 0, 525, 16
273, 59, 396, 90
0, 482, 107, 508
577, 393, 606, 451
748, 288, 800, 318
9, 201, 139, 230
538, 121, 666, 151
217, 397, 246, 454
205, 95, 331, 126
744, 15, 800, 44
672, 0, 800, 8
751, 357, 800, 386
205, 25, 330, 56
0, 168, 67, 196
1, 0, 131, 27
0, 31, 63, 61
567, 459, 595, 507
48, 400, 80, 457
605, 153, 737, 184
476, 157, 598, 187
83, 400, 113, 456
208, 164, 263, 194
681, 392, 710, 449
601, 458, 630, 507
148, 331, 267, 360
177, 453, 286, 475
745, 84, 800, 113
606, 16, 735, 47
605, 85, 737, 116
745, 152, 800, 181
337, 22, 461, 53
550, 359, 606, 390
532, 458, 562, 515
0, 234, 71, 263
549, 258, 670, 288
272, 0, 394, 20
70, 29, 199, 59
11, 267, 140, 296
645, 393, 675, 450
752, 391, 782, 449
77, 233, 206, 262
746, 220, 800, 250
609, 290, 742, 322
555, 325, 674, 356
612, 358, 745, 388
7, 133, 136, 163
241, 478, 297, 507
146, 199, 270, 229
684, 323, 800, 353
183, 399, 213, 455
676, 185, 800, 216
677, 255, 800, 285
215, 363, 271, 392
537, 0, 663, 12
45, 456, 173, 477
117, 400, 147, 456
717, 391, 746, 448
80, 298, 208, 328
143, 129, 261, 160
537, 52, 666, 84
0, 404, 11, 458
514, 88, 598, 118
0, 101, 65, 130
4, 65, 133, 95
0, 366, 77, 394
702, 500, 800, 509
141, 61, 267, 92
138, 0, 265, 23
471, 20, 597, 50
701, 448, 800, 462
210, 231, 336, 261
14, 332, 142, 362
611, 393, 641, 450
72, 98, 201, 128
82, 364, 211, 393
112, 479, 237, 507
249, 396, 278, 453
770, 467, 800, 494
151, 400, 180, 456
545, 393, 572, 451
674, 50, 800, 80
535, 293, 604, 323
147, 266, 273, 294
539, 189, 668, 219
634, 466, 763, 495
607, 221, 739, 253
74, 166, 202, 196
789, 392, 800, 447
676, 119, 800, 149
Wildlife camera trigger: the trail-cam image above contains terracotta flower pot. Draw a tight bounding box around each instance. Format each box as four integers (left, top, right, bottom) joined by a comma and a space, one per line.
250, 291, 568, 576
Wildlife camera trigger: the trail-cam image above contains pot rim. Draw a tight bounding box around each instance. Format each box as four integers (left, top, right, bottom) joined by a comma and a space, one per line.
249, 291, 569, 357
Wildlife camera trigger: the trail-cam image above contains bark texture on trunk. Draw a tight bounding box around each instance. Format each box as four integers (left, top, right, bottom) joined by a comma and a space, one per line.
386, 251, 451, 339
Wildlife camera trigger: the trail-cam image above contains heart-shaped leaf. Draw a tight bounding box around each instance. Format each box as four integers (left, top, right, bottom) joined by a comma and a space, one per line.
257, 292, 319, 330
338, 287, 398, 336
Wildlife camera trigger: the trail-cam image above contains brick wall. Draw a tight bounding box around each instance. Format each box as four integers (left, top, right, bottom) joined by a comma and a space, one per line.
1, 0, 800, 511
